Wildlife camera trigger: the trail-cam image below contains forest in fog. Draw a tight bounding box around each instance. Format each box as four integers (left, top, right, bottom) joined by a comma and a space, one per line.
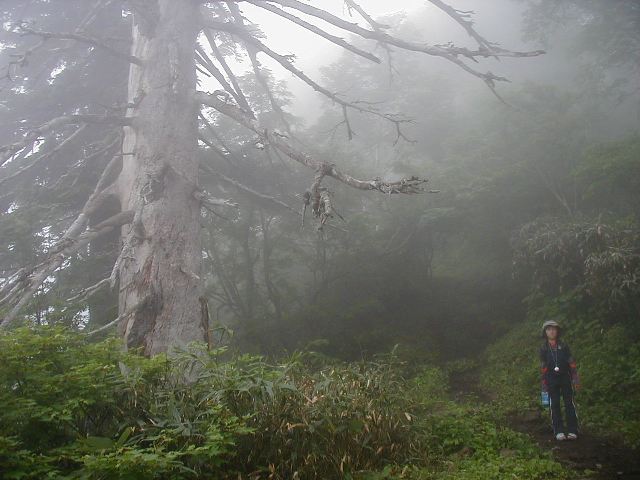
0, 1, 639, 478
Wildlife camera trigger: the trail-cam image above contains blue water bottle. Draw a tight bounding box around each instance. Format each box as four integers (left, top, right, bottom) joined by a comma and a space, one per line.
541, 391, 550, 407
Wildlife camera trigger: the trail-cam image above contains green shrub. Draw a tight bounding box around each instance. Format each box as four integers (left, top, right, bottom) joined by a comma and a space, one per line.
0, 328, 428, 478
0, 327, 249, 479
0, 327, 569, 478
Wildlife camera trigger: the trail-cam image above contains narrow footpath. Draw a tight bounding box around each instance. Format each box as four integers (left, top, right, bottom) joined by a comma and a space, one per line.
449, 367, 640, 480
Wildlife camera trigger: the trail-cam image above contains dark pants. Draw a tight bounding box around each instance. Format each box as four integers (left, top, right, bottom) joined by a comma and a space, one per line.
548, 381, 578, 435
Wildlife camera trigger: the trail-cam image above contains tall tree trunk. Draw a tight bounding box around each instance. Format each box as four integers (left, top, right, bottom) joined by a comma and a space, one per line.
117, 1, 204, 354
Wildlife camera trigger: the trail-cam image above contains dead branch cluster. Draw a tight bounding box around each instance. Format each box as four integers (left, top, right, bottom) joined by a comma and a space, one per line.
0, 142, 133, 327
197, 91, 432, 211
195, 0, 541, 225
0, 114, 132, 167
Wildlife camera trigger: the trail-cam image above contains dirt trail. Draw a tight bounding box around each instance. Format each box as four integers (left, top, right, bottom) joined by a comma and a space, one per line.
449, 368, 640, 480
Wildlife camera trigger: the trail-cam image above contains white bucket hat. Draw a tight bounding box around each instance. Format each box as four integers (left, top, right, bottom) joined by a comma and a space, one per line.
541, 319, 561, 338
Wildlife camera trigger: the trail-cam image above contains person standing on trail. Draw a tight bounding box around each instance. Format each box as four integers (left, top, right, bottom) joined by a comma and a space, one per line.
540, 319, 580, 441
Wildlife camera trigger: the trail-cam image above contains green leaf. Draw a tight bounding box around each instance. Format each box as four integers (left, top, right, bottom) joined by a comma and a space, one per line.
82, 436, 114, 451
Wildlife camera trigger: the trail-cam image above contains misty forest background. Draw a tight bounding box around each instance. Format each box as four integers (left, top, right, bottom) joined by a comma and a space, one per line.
0, 0, 639, 479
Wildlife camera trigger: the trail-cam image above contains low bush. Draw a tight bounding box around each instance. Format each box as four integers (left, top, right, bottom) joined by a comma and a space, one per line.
0, 327, 426, 478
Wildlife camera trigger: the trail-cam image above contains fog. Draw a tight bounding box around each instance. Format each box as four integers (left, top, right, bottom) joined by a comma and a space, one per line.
1, 1, 640, 477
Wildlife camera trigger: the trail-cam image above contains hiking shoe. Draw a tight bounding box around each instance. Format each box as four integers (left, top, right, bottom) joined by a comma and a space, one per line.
556, 433, 566, 441
567, 433, 578, 440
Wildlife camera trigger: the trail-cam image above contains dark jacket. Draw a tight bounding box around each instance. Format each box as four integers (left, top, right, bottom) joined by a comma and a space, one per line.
539, 341, 580, 392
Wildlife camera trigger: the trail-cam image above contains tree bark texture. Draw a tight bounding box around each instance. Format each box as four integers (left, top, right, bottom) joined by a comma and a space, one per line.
117, 0, 205, 354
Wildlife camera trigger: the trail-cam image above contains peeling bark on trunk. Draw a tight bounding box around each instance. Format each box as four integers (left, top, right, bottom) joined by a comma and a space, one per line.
117, 1, 204, 355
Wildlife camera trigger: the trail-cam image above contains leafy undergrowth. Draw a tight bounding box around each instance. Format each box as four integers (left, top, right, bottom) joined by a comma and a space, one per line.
0, 327, 567, 479
478, 297, 640, 448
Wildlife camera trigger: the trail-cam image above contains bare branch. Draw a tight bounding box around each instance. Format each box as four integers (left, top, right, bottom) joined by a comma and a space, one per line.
227, 1, 381, 64
343, 0, 396, 78
245, 0, 543, 59
84, 315, 121, 336
0, 269, 27, 304
66, 278, 110, 303
225, 1, 293, 133
196, 63, 212, 78
200, 161, 347, 232
426, 0, 496, 54
195, 43, 252, 115
76, 0, 112, 33
200, 162, 301, 216
85, 296, 143, 337
48, 132, 123, 191
2, 1, 121, 82
0, 124, 87, 188
0, 210, 134, 328
0, 150, 129, 327
0, 114, 132, 165
17, 24, 143, 65
225, 0, 542, 100
197, 90, 432, 195
203, 29, 254, 114
250, 51, 293, 130
198, 111, 247, 164
204, 19, 414, 141
193, 189, 239, 210
340, 105, 354, 140
2, 37, 47, 82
